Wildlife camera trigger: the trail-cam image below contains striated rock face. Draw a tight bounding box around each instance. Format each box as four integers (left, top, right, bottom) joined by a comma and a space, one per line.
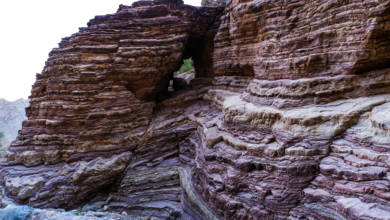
1, 0, 223, 218
214, 0, 390, 107
1, 0, 390, 219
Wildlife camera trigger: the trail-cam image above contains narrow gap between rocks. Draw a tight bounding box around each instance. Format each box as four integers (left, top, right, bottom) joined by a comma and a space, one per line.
156, 35, 211, 102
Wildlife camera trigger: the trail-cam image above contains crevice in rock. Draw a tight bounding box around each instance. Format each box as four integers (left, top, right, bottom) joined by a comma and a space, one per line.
160, 58, 195, 101
156, 34, 215, 102
183, 36, 214, 78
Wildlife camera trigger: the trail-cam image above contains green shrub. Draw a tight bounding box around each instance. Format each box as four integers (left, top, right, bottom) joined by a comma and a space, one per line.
0, 132, 3, 147
174, 58, 194, 76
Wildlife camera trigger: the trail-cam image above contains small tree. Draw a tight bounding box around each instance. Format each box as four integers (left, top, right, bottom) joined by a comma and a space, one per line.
0, 132, 3, 147
174, 58, 194, 76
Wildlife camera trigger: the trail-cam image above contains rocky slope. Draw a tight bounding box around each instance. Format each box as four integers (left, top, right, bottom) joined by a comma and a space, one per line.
1, 0, 390, 219
0, 99, 28, 148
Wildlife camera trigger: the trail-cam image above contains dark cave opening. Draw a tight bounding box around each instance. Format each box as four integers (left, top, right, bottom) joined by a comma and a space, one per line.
124, 17, 218, 104
156, 57, 195, 102
157, 35, 216, 101
182, 36, 215, 78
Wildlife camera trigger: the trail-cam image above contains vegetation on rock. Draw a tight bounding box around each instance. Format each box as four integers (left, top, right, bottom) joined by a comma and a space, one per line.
174, 58, 194, 76
0, 132, 4, 157
0, 132, 3, 147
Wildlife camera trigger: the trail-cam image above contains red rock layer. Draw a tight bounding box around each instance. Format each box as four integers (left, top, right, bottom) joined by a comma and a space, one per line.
1, 0, 390, 220
214, 0, 390, 107
0, 0, 222, 216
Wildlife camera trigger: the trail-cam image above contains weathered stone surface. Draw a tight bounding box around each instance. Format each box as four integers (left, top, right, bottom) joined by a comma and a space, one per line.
214, 0, 390, 108
1, 0, 222, 213
1, 0, 390, 219
0, 205, 138, 220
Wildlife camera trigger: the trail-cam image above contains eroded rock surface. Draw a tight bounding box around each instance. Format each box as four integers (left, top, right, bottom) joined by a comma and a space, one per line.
1, 0, 390, 219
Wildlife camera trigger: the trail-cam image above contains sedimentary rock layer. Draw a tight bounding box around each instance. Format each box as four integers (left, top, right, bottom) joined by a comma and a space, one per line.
1, 0, 390, 219
214, 0, 390, 107
1, 0, 223, 216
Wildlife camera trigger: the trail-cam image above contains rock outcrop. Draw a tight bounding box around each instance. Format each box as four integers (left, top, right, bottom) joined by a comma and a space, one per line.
1, 0, 390, 219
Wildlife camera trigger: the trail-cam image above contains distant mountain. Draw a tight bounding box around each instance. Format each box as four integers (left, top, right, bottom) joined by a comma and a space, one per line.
0, 99, 28, 148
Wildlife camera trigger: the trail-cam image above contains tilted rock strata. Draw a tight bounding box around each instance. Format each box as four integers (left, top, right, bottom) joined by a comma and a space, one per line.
1, 0, 390, 219
291, 102, 390, 219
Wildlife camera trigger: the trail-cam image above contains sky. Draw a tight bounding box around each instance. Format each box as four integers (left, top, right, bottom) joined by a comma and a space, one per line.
0, 0, 200, 101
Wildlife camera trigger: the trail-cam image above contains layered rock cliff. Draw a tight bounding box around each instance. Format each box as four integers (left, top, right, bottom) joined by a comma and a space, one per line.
1, 0, 390, 219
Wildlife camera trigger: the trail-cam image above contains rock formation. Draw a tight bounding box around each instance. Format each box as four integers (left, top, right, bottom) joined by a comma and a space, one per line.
1, 0, 390, 219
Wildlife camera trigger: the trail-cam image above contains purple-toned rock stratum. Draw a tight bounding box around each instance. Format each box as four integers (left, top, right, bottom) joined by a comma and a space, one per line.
1, 0, 390, 219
